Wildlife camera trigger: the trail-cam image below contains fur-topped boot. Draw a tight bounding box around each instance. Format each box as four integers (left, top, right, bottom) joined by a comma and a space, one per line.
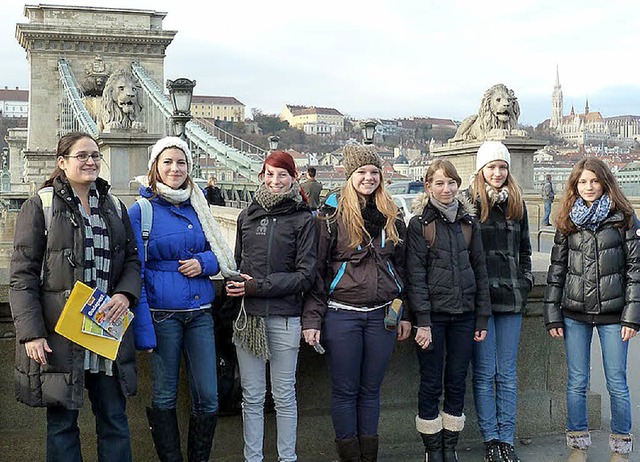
609, 433, 633, 461
441, 412, 465, 462
566, 431, 591, 462
417, 414, 444, 462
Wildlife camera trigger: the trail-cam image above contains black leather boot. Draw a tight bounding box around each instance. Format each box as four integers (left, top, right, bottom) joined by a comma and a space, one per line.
417, 414, 444, 462
335, 437, 360, 462
187, 412, 217, 462
441, 412, 465, 462
359, 434, 379, 462
421, 431, 444, 462
146, 407, 184, 462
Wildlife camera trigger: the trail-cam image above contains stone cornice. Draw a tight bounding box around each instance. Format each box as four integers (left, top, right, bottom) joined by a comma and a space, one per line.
16, 24, 176, 53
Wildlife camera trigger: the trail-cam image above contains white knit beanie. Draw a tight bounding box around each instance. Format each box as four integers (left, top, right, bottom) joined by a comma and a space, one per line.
149, 136, 193, 174
475, 141, 510, 172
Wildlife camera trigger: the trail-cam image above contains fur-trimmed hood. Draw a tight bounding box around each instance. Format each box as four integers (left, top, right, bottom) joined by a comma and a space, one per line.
411, 192, 476, 217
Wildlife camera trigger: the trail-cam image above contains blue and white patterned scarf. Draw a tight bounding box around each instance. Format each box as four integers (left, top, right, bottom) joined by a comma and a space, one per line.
71, 184, 114, 375
569, 194, 611, 231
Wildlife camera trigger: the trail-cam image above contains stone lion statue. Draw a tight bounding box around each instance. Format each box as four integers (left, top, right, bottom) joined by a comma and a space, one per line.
451, 84, 521, 142
98, 68, 145, 132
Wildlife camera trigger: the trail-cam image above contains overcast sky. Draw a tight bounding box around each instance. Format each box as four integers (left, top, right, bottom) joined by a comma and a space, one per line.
2, 0, 639, 126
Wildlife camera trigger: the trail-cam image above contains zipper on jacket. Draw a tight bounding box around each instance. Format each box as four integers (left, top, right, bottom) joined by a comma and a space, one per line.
592, 230, 602, 313
265, 217, 277, 316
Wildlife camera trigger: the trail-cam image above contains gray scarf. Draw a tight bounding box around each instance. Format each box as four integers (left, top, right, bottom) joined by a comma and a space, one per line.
430, 196, 459, 222
253, 182, 302, 212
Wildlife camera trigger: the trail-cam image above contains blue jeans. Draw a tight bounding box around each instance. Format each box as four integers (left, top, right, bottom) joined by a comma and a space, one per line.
542, 200, 552, 225
235, 315, 301, 462
151, 309, 218, 413
322, 307, 397, 440
417, 312, 476, 420
564, 317, 632, 434
46, 371, 131, 462
472, 313, 522, 444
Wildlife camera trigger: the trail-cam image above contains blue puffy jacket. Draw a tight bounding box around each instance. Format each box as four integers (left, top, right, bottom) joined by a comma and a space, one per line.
128, 186, 220, 313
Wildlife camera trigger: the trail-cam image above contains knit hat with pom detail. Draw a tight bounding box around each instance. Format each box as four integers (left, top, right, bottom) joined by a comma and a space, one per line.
343, 144, 383, 178
149, 136, 193, 174
475, 141, 510, 173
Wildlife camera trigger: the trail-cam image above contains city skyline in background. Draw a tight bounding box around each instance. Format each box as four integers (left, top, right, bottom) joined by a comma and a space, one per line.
0, 0, 639, 126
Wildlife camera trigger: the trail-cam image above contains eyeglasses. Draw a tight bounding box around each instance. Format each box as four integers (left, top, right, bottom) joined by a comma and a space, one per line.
66, 152, 103, 162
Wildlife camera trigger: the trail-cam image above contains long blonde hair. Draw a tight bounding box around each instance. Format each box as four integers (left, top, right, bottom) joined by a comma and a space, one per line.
471, 166, 524, 222
333, 174, 401, 249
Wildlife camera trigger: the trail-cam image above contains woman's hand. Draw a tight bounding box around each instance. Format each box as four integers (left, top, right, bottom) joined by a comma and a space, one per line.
415, 326, 432, 350
397, 321, 411, 341
101, 293, 130, 323
178, 259, 202, 278
225, 273, 253, 297
302, 328, 321, 346
474, 330, 487, 342
549, 327, 564, 338
25, 338, 52, 365
622, 326, 637, 342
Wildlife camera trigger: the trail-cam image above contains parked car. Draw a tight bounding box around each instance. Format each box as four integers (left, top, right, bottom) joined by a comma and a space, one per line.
387, 180, 424, 195
393, 193, 420, 225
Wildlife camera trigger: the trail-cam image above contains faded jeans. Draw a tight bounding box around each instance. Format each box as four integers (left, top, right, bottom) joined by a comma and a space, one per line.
235, 315, 301, 462
472, 313, 522, 444
151, 309, 219, 413
564, 317, 632, 434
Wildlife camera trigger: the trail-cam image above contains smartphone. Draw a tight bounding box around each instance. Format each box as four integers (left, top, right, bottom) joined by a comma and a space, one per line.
313, 342, 326, 355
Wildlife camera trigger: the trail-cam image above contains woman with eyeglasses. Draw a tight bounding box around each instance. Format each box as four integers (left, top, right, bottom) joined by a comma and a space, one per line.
10, 131, 154, 461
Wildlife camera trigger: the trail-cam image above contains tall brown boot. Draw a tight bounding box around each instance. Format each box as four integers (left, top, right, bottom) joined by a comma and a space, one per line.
359, 434, 379, 462
335, 437, 360, 462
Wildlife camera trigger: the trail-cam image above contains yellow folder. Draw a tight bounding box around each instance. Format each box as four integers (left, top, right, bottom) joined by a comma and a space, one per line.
54, 281, 127, 360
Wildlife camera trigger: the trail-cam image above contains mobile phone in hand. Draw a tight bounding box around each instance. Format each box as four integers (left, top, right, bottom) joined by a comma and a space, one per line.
313, 342, 325, 355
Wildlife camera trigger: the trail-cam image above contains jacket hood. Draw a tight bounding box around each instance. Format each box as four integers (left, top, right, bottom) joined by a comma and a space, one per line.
411, 192, 476, 218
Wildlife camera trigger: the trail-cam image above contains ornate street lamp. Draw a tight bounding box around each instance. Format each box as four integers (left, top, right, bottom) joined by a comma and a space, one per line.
268, 135, 280, 151
362, 119, 377, 145
166, 78, 196, 139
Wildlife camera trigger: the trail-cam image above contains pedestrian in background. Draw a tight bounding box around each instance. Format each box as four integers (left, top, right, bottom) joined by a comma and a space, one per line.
205, 175, 225, 206
406, 159, 490, 462
10, 132, 153, 462
129, 136, 237, 462
301, 166, 323, 212
227, 150, 317, 462
303, 144, 410, 462
544, 157, 639, 462
541, 174, 555, 226
469, 141, 533, 462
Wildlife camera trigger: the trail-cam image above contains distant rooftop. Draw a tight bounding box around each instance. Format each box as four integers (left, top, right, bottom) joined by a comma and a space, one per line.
286, 104, 343, 117
0, 88, 28, 102
192, 95, 244, 106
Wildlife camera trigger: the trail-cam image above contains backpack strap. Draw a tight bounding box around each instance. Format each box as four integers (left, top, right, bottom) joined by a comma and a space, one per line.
37, 187, 54, 237
137, 197, 153, 261
422, 219, 472, 249
108, 193, 122, 219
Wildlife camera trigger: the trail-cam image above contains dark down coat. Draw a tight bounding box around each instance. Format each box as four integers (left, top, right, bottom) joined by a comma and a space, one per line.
406, 194, 491, 330
544, 211, 640, 330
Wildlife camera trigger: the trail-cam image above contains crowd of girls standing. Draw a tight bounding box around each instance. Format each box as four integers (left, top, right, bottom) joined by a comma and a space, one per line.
10, 134, 639, 462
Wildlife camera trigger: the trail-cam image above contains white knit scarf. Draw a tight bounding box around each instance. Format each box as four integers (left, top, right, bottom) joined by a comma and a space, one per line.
153, 180, 239, 278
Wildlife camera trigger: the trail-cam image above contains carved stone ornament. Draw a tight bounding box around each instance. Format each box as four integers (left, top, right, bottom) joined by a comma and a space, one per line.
81, 56, 112, 97
98, 68, 145, 133
451, 83, 528, 142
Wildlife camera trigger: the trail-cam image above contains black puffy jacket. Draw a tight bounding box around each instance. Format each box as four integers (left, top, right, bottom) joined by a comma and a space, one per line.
406, 195, 491, 330
235, 198, 317, 317
476, 200, 533, 313
10, 176, 141, 409
543, 211, 640, 330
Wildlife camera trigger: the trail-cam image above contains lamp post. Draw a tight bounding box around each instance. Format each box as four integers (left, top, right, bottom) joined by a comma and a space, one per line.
268, 135, 280, 151
166, 78, 196, 139
362, 120, 377, 145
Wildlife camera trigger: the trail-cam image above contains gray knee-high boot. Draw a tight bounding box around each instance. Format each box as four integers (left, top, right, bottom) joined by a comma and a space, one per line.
146, 407, 184, 462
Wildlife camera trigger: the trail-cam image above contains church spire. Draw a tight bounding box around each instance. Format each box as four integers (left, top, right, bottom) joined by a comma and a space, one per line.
551, 65, 563, 130
585, 96, 589, 115
555, 64, 561, 89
